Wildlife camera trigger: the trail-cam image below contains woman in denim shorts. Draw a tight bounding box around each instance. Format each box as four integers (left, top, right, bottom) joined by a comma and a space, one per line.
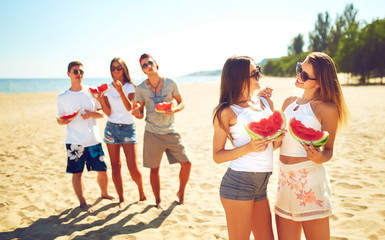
213, 56, 285, 240
94, 58, 146, 209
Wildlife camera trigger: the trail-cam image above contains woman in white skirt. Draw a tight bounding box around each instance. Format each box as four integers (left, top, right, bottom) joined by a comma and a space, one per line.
274, 52, 349, 239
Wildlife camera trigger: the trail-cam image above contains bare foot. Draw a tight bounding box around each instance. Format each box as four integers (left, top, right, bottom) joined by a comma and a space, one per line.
177, 191, 184, 205
139, 192, 147, 201
80, 204, 94, 213
101, 194, 115, 200
155, 200, 163, 210
118, 200, 126, 210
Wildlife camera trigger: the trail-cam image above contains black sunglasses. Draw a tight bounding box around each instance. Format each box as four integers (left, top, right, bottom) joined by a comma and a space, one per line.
111, 66, 123, 71
296, 62, 316, 81
73, 69, 84, 75
141, 60, 154, 69
250, 66, 261, 79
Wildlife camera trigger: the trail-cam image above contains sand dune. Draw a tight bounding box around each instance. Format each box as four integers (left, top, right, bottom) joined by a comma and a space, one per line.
0, 77, 384, 239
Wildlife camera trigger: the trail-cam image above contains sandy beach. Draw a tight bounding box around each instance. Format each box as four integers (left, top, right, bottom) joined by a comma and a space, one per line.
0, 77, 384, 240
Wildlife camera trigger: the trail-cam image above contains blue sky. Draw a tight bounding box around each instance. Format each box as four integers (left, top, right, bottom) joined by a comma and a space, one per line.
0, 0, 384, 79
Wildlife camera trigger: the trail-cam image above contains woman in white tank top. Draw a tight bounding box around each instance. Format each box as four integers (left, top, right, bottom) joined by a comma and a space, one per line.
213, 56, 286, 240
270, 52, 349, 240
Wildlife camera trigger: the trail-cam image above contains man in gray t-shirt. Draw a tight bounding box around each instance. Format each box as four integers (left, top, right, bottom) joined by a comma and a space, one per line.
133, 53, 191, 209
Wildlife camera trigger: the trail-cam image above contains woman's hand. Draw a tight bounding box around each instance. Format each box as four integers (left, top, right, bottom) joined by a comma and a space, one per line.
247, 138, 272, 152
112, 80, 123, 93
257, 87, 273, 98
301, 142, 323, 162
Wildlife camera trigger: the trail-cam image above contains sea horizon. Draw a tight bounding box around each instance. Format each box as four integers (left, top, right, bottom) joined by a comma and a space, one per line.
0, 75, 221, 94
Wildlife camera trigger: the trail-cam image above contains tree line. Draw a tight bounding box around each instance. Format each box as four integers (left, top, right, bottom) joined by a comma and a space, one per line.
263, 3, 385, 84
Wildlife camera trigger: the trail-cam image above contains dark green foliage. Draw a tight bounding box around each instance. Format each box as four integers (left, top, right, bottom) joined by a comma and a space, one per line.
265, 3, 385, 84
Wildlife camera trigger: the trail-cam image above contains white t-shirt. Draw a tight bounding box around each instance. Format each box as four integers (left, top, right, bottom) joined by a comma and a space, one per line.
57, 86, 102, 147
104, 82, 135, 124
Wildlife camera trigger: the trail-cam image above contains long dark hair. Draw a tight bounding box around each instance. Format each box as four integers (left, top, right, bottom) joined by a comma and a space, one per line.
110, 57, 136, 87
213, 56, 254, 132
306, 52, 349, 128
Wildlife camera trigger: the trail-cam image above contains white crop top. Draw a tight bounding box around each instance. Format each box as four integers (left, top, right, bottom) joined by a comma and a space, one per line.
228, 97, 274, 172
280, 98, 322, 157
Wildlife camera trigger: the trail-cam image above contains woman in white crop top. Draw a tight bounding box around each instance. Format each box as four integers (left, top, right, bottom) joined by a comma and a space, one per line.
94, 58, 146, 209
272, 52, 349, 240
213, 56, 285, 240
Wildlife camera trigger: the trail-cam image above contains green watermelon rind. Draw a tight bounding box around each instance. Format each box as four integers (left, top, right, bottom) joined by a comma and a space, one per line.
244, 109, 286, 141
288, 118, 329, 147
56, 107, 81, 122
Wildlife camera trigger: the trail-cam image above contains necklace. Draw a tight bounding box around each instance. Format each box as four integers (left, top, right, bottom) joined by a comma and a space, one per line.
147, 77, 162, 97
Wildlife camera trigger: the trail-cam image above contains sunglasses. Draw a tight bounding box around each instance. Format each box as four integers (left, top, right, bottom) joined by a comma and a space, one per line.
73, 69, 84, 75
250, 66, 261, 79
111, 66, 123, 71
141, 60, 154, 69
296, 62, 316, 81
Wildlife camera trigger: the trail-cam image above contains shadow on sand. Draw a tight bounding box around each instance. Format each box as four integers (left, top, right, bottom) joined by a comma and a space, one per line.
0, 199, 178, 240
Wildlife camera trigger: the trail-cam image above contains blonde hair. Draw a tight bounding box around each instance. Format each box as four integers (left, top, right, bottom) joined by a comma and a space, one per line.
307, 52, 349, 128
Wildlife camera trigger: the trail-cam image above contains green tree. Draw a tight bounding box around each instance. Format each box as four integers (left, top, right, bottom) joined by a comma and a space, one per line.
288, 34, 304, 55
309, 12, 331, 52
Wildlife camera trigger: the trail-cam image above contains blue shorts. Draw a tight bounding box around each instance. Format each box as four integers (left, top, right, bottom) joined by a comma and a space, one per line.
66, 143, 107, 173
220, 168, 271, 201
104, 121, 137, 144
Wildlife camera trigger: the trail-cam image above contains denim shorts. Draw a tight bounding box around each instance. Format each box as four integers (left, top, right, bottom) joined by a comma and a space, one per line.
220, 168, 272, 201
66, 143, 107, 173
104, 121, 137, 144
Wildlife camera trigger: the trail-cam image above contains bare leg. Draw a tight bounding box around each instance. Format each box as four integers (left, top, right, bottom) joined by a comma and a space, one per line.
251, 198, 274, 240
177, 161, 191, 205
302, 217, 330, 240
275, 214, 302, 240
122, 143, 146, 201
150, 167, 162, 209
72, 172, 93, 213
97, 171, 115, 200
107, 143, 126, 209
220, 197, 254, 240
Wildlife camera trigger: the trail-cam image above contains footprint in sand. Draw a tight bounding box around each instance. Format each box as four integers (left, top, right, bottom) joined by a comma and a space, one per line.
335, 181, 363, 189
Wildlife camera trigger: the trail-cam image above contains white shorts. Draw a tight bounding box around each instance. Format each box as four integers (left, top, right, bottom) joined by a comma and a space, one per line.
274, 160, 332, 221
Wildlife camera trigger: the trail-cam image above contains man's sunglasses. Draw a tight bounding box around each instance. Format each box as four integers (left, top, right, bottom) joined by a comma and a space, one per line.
142, 60, 154, 69
296, 62, 316, 81
111, 66, 123, 71
249, 66, 261, 79
73, 69, 84, 75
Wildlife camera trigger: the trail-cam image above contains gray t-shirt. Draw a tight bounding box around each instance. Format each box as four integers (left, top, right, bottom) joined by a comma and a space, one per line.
135, 78, 180, 134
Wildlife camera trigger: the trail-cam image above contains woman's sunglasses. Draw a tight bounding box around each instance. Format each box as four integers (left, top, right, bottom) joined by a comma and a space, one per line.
250, 66, 261, 80
73, 69, 84, 75
111, 66, 123, 71
296, 62, 316, 81
142, 60, 154, 69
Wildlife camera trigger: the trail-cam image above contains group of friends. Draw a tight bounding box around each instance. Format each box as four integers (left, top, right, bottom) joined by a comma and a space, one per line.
57, 51, 349, 240
57, 53, 191, 212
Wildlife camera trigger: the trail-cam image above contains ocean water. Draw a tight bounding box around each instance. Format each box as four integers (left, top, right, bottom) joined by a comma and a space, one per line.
0, 75, 220, 94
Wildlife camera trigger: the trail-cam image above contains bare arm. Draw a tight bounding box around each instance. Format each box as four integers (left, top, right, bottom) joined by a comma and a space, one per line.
212, 108, 271, 164
302, 102, 338, 163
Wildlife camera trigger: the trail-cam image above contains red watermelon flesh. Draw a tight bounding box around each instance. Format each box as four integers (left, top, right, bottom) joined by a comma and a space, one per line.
88, 83, 109, 97
155, 101, 175, 113
244, 110, 286, 140
56, 108, 81, 122
289, 117, 329, 147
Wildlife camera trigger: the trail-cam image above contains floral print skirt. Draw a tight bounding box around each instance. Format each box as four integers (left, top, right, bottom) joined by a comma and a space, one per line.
274, 160, 332, 221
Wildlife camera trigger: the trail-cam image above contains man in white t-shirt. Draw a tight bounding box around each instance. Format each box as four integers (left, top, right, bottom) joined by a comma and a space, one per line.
57, 61, 114, 212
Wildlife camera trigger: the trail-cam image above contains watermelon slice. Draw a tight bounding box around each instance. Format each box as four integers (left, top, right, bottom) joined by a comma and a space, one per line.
89, 83, 110, 97
289, 117, 329, 147
56, 107, 81, 123
155, 100, 176, 113
244, 109, 286, 140
133, 103, 141, 110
